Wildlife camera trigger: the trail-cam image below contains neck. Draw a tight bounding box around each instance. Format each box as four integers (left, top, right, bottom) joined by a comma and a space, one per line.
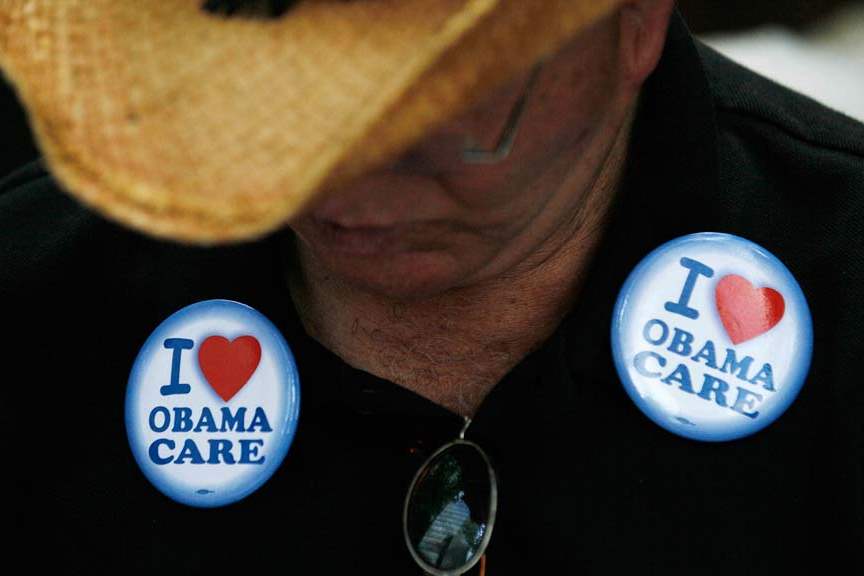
289, 110, 632, 416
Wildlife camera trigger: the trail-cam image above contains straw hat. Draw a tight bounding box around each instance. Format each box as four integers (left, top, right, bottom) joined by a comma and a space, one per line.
0, 0, 622, 244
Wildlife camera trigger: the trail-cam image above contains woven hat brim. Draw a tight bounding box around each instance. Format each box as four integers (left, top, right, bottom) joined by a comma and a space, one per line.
0, 0, 622, 244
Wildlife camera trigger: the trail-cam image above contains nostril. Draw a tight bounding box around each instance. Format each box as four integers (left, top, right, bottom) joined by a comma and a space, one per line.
390, 149, 433, 175
389, 132, 468, 176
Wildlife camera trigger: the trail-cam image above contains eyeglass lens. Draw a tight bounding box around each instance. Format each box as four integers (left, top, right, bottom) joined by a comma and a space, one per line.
405, 442, 496, 574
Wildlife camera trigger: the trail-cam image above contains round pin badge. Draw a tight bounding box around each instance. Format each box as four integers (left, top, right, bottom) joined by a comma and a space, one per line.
611, 233, 812, 441
126, 300, 300, 507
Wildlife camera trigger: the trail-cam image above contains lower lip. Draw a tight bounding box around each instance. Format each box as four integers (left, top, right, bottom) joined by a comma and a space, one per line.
305, 218, 405, 256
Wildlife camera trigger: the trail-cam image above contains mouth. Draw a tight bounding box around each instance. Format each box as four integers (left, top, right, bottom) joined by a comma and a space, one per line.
302, 216, 408, 257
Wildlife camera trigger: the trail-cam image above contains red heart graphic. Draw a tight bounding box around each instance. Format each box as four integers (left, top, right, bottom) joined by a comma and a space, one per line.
198, 335, 261, 402
715, 275, 785, 345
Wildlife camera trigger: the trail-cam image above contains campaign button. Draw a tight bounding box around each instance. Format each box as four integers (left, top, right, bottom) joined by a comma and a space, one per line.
611, 233, 812, 441
125, 300, 300, 507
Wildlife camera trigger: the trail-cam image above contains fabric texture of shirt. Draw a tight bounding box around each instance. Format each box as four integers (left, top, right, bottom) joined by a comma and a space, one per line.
4, 12, 863, 574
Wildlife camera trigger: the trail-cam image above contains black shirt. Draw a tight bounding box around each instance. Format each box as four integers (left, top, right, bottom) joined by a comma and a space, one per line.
5, 13, 863, 574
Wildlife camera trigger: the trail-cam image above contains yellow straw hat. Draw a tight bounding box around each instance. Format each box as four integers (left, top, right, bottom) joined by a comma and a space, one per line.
0, 0, 622, 244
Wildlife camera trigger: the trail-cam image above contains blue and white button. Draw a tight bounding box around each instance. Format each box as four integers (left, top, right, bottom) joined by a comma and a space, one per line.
611, 233, 812, 441
126, 300, 300, 507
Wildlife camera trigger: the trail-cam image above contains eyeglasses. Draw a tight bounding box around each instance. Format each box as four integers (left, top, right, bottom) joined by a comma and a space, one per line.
207, 0, 541, 170
403, 417, 498, 576
460, 63, 544, 165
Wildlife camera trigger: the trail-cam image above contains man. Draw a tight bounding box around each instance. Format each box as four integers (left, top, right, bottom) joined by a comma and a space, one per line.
287, 0, 670, 418
4, 0, 862, 573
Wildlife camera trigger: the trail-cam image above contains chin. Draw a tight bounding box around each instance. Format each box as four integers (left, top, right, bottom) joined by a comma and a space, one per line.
289, 216, 482, 299
310, 247, 468, 300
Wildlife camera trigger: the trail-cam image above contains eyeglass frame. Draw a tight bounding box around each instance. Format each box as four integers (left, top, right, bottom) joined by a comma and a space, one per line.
460, 62, 545, 165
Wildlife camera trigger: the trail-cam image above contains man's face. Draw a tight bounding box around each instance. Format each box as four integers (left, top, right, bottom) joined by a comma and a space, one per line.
289, 18, 622, 299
